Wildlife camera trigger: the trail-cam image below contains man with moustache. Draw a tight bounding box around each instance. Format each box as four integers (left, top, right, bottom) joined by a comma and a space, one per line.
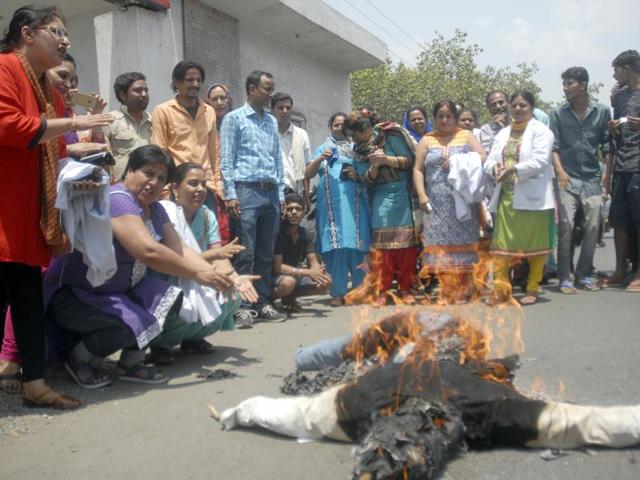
549, 67, 611, 293
151, 61, 222, 202
103, 72, 152, 180
220, 71, 286, 326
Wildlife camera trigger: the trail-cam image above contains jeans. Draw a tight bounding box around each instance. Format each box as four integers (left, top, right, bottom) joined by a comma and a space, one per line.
557, 189, 602, 281
0, 262, 45, 381
232, 182, 281, 309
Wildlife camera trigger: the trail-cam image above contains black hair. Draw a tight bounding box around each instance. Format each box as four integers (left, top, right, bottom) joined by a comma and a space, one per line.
62, 52, 75, 67
170, 162, 203, 185
171, 60, 205, 92
122, 145, 175, 183
509, 90, 536, 109
245, 70, 273, 95
328, 111, 347, 128
344, 109, 380, 133
432, 100, 460, 121
561, 66, 589, 85
459, 108, 478, 123
271, 92, 293, 109
612, 50, 640, 74
284, 192, 304, 206
406, 106, 428, 121
113, 72, 146, 103
1, 6, 64, 53
484, 90, 508, 107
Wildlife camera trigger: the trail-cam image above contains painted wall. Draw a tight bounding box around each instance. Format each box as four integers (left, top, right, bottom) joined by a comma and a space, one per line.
238, 25, 351, 150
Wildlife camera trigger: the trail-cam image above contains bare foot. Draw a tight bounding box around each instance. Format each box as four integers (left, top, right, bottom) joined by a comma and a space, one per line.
0, 360, 22, 394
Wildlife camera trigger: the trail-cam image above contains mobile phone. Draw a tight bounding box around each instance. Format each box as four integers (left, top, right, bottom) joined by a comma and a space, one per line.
72, 91, 98, 111
619, 117, 628, 124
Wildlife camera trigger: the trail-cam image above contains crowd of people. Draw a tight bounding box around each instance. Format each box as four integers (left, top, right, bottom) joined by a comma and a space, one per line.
0, 5, 638, 410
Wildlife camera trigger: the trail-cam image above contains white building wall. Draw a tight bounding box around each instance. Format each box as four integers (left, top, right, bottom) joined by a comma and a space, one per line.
238, 26, 351, 150
94, 1, 184, 112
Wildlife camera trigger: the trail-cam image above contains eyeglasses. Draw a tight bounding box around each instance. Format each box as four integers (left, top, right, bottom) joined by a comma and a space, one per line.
35, 26, 69, 40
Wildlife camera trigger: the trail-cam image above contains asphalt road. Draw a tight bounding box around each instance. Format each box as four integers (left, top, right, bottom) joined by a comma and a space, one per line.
1, 233, 639, 480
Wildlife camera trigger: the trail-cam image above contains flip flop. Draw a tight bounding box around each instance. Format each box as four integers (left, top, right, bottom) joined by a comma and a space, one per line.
22, 389, 81, 410
625, 278, 640, 293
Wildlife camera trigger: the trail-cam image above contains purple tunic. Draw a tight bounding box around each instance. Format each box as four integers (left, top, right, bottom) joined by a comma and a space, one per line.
44, 184, 182, 349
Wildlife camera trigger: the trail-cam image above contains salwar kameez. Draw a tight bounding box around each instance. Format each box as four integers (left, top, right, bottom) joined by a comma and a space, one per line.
490, 137, 555, 295
312, 137, 371, 298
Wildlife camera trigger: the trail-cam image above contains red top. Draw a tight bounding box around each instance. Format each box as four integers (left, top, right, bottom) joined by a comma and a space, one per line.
0, 53, 66, 267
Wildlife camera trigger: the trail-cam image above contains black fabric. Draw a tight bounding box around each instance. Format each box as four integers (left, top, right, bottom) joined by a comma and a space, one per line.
612, 87, 640, 173
335, 358, 541, 447
609, 171, 640, 228
48, 287, 137, 357
0, 262, 45, 381
274, 224, 315, 268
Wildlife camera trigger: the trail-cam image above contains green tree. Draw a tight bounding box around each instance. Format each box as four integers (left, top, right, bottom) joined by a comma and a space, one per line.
350, 30, 549, 125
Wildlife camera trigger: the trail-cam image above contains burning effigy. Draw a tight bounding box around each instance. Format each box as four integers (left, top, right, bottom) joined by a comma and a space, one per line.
209, 307, 640, 479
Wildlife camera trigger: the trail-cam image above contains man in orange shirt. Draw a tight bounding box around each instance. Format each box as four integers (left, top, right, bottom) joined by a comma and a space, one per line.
151, 61, 222, 204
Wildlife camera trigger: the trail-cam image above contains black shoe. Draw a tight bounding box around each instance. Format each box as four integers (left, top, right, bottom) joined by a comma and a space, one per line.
257, 304, 286, 323
234, 309, 257, 329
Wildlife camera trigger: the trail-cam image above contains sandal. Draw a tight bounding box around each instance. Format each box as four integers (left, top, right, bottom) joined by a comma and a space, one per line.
559, 280, 577, 294
64, 356, 112, 390
180, 339, 217, 355
519, 293, 538, 306
625, 278, 640, 293
577, 278, 599, 292
116, 362, 168, 384
147, 347, 175, 366
329, 297, 344, 307
372, 295, 388, 308
0, 372, 22, 394
23, 388, 81, 410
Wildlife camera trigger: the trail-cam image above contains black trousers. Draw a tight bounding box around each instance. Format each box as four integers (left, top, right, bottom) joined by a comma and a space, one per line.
0, 262, 45, 382
48, 287, 137, 357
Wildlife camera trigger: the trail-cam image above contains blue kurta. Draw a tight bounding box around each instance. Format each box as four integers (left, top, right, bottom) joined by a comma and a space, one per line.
313, 137, 371, 254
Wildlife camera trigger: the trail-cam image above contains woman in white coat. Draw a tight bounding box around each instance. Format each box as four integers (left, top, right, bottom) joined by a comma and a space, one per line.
484, 91, 555, 305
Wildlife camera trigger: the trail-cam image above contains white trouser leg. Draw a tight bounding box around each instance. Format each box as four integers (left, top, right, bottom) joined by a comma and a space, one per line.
527, 402, 640, 449
219, 386, 351, 442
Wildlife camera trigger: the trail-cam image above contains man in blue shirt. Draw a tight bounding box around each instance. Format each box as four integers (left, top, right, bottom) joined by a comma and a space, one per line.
220, 70, 286, 326
550, 66, 611, 293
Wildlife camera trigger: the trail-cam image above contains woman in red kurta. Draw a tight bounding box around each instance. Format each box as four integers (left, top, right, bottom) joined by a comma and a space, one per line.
0, 6, 113, 408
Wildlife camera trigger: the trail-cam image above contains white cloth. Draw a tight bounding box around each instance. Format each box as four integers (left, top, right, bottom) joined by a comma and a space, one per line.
447, 151, 485, 221
280, 123, 311, 193
484, 118, 555, 212
55, 160, 116, 287
159, 201, 224, 324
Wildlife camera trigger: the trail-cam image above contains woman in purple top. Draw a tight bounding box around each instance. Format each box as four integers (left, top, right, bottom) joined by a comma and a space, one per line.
44, 145, 234, 388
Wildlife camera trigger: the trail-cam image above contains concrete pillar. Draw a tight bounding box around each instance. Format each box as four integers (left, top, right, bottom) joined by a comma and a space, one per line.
94, 3, 184, 111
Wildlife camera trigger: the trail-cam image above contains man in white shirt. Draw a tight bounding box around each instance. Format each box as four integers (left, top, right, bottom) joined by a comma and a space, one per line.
271, 92, 311, 205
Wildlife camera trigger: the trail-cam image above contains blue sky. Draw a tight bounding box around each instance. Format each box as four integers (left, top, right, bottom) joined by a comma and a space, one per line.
324, 0, 640, 108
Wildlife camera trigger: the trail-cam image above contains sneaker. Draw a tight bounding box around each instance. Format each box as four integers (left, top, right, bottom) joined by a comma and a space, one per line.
257, 304, 286, 323
234, 309, 257, 329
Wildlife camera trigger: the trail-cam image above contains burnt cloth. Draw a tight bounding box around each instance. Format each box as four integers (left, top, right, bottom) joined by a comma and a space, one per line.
335, 358, 546, 447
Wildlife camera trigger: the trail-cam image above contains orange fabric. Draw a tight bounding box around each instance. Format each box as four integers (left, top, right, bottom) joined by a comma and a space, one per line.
151, 98, 221, 194
0, 53, 66, 266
